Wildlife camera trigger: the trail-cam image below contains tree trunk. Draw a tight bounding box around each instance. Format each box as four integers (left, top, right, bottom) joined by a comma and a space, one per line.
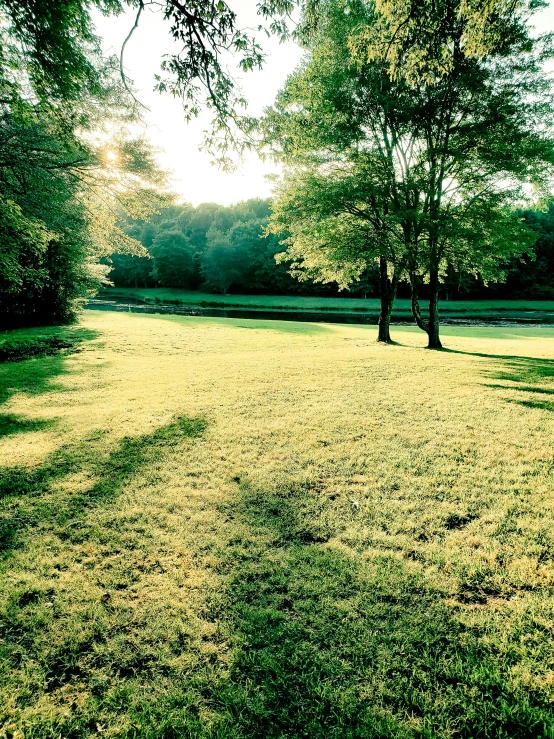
409, 270, 442, 349
409, 272, 429, 333
377, 257, 397, 343
377, 296, 393, 342
427, 265, 442, 349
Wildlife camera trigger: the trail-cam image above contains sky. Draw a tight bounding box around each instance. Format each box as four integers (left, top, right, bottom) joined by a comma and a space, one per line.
93, 2, 554, 207
93, 2, 303, 206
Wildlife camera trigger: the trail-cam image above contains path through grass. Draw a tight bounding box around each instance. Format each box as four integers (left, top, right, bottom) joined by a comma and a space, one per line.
2, 314, 554, 737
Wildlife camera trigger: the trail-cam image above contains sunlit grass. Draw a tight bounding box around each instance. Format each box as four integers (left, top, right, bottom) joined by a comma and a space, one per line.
2, 312, 554, 737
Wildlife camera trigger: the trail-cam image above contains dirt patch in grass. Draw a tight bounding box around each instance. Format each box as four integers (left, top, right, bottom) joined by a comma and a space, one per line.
0, 336, 77, 363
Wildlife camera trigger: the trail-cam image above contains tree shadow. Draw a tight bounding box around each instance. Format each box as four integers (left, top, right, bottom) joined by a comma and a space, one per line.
0, 413, 57, 439
0, 416, 207, 556
0, 326, 98, 433
440, 348, 554, 412
188, 480, 554, 739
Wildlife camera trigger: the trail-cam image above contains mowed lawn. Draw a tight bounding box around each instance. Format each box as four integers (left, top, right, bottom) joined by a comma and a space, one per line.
2, 312, 554, 738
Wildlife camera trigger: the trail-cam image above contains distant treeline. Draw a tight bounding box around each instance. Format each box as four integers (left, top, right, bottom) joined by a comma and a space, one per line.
462, 204, 554, 300
111, 200, 554, 300
111, 199, 378, 297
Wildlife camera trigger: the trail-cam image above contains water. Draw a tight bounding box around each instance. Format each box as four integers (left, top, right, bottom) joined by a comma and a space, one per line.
85, 299, 554, 327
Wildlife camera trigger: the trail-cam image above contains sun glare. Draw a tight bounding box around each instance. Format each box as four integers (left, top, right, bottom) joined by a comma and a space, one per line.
104, 148, 118, 164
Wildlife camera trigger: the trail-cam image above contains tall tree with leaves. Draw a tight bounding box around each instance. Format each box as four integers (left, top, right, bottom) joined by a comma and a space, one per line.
264, 0, 553, 347
349, 0, 554, 347
264, 0, 425, 342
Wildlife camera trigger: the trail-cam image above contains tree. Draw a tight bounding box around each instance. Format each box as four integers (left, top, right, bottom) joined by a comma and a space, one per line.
348, 0, 554, 347
200, 234, 245, 294
0, 200, 52, 321
109, 253, 154, 287
0, 43, 169, 326
263, 0, 428, 342
268, 165, 412, 343
151, 231, 198, 288
502, 202, 554, 299
263, 0, 554, 347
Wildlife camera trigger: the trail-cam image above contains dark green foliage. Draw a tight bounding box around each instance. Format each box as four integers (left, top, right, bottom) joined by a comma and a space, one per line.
108, 253, 155, 288
115, 194, 554, 302
115, 199, 346, 296
0, 109, 100, 326
151, 231, 197, 288
497, 203, 554, 300
0, 0, 119, 106
429, 202, 554, 300
0, 200, 51, 317
0, 0, 171, 328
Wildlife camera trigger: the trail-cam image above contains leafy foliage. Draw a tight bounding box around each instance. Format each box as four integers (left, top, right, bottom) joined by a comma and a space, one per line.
0, 0, 319, 327
0, 0, 171, 327
114, 199, 347, 295
263, 0, 554, 345
0, 0, 318, 162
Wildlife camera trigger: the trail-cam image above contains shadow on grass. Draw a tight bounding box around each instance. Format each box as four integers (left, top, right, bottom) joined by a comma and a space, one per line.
440, 347, 554, 413
183, 480, 554, 739
0, 326, 98, 436
0, 416, 207, 556
0, 328, 98, 407
483, 356, 554, 411
0, 413, 57, 439
2, 458, 552, 737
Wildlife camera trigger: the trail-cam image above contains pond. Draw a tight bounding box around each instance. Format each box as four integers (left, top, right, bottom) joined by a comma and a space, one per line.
85, 298, 554, 327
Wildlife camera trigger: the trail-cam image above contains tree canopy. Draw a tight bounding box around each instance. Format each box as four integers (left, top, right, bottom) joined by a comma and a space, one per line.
263, 0, 554, 345
0, 0, 319, 161
0, 0, 170, 326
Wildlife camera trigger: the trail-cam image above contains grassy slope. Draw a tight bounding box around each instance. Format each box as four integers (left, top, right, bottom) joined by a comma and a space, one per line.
97, 286, 554, 314
2, 314, 554, 737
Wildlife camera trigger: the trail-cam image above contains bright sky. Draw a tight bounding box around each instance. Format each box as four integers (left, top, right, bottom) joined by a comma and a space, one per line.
93, 2, 554, 207
93, 2, 303, 206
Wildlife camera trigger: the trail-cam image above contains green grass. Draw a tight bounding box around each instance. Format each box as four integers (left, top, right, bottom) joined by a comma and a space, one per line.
2, 313, 554, 737
97, 286, 554, 315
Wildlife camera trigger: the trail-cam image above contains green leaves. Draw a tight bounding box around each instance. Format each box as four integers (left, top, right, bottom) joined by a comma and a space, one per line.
0, 198, 51, 297
263, 0, 554, 343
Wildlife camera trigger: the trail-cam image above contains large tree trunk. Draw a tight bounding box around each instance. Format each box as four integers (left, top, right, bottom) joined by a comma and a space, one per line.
377, 257, 397, 343
427, 265, 442, 349
409, 270, 442, 349
409, 271, 428, 334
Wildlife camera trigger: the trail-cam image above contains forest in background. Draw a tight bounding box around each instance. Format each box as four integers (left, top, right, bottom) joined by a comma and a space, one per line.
111, 199, 375, 297
110, 199, 554, 300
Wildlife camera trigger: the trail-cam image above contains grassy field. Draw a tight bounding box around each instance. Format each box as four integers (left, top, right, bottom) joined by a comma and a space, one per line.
97, 286, 554, 315
2, 312, 554, 737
